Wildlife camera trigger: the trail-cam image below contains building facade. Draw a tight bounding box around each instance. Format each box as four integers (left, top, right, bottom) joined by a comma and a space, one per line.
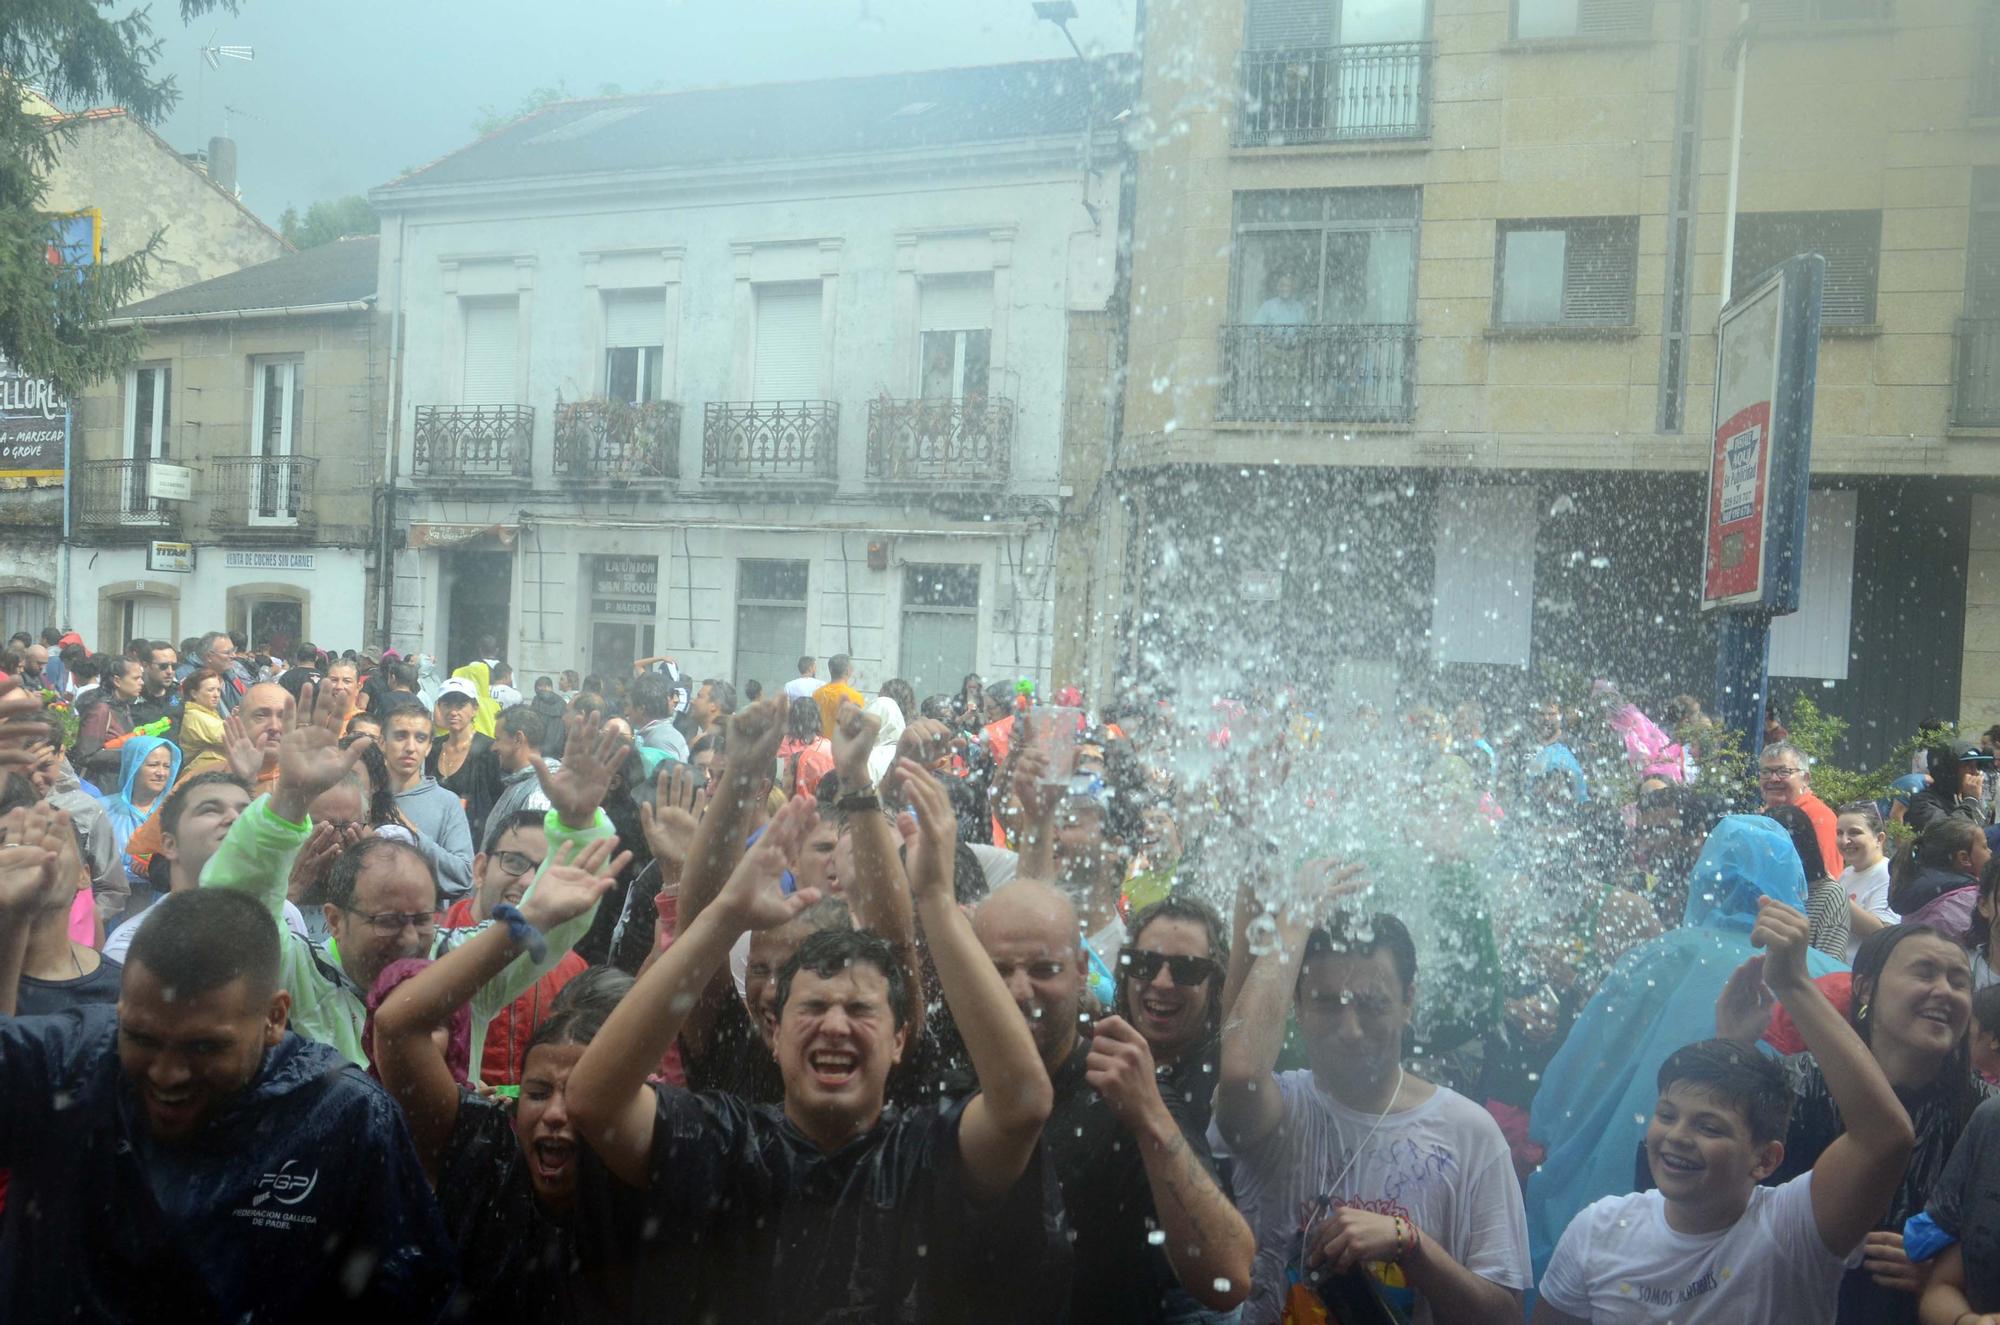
1106, 0, 2000, 763
65, 239, 381, 652
372, 61, 1125, 700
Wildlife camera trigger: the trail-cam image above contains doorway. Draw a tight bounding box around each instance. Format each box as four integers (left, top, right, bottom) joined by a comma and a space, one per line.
445, 550, 513, 670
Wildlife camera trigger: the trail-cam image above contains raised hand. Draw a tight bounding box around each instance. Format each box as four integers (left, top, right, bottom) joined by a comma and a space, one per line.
1750, 896, 1814, 993
272, 683, 373, 824
1084, 1015, 1169, 1134
713, 794, 822, 933
1715, 954, 1776, 1045
0, 807, 60, 914
896, 717, 954, 769
532, 709, 631, 829
891, 756, 957, 906
0, 678, 50, 771
639, 763, 701, 870
287, 821, 360, 905
725, 696, 789, 774
222, 712, 264, 782
830, 700, 881, 787
519, 836, 632, 933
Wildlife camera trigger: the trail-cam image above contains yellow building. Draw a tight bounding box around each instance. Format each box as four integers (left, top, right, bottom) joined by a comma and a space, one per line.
1094, 0, 2000, 760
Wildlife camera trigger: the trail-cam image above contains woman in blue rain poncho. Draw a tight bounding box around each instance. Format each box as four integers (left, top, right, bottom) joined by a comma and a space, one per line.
101, 733, 181, 873
1523, 812, 1847, 1282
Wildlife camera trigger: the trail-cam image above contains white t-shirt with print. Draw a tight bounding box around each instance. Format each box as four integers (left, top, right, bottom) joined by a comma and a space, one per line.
1539, 1173, 1854, 1323
1840, 858, 1893, 961
1222, 1071, 1530, 1325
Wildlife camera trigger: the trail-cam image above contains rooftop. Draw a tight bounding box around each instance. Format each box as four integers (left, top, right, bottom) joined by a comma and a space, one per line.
116, 236, 378, 320
378, 57, 1132, 192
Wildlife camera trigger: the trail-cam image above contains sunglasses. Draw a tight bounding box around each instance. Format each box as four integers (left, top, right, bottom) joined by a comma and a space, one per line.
1118, 947, 1221, 987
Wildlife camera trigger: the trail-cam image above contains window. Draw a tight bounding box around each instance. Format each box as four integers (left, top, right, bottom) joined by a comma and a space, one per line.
1495, 218, 1638, 327
0, 592, 49, 641
1232, 188, 1419, 326
899, 564, 980, 700
734, 559, 809, 692
918, 276, 993, 399
1512, 0, 1652, 40
460, 297, 519, 406
122, 363, 170, 519
1768, 490, 1857, 680
1956, 171, 2000, 425
1970, 171, 2000, 319
1732, 211, 1881, 325
752, 283, 823, 400
1750, 0, 1887, 23
1431, 486, 1538, 667
250, 359, 303, 525
603, 289, 665, 404
1245, 0, 1428, 48
239, 598, 303, 657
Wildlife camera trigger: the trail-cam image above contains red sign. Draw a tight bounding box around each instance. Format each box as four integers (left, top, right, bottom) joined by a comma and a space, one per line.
1703, 399, 1773, 604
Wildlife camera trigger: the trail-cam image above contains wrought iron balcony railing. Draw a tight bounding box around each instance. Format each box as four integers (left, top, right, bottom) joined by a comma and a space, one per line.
1218, 323, 1417, 424
555, 398, 681, 484
412, 404, 533, 482
74, 459, 180, 540
1954, 318, 2000, 429
208, 456, 316, 531
1235, 42, 1434, 147
866, 397, 1013, 487
702, 401, 839, 484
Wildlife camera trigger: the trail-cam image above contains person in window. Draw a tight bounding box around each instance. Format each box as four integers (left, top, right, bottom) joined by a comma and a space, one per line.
1252, 269, 1310, 326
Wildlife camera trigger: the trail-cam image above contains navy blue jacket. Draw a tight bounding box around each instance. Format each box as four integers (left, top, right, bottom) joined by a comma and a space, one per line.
0, 1004, 456, 1323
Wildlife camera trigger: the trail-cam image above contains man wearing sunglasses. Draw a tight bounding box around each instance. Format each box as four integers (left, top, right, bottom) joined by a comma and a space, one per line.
970, 878, 1253, 1322
439, 809, 590, 1086
1114, 896, 1230, 1130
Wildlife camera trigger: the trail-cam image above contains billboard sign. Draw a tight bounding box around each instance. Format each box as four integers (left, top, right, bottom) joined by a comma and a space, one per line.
1701, 253, 1825, 612
0, 353, 67, 480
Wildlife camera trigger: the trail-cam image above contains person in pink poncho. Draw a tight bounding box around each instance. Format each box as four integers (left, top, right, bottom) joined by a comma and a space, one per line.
1591, 679, 1687, 783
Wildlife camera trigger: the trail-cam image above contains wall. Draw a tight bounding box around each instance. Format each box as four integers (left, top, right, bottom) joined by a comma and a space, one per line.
66, 545, 369, 651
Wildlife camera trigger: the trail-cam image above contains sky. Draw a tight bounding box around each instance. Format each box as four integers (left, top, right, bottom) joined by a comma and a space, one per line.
139, 0, 1139, 225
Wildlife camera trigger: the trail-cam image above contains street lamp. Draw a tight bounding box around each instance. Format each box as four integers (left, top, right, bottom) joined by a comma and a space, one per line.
1033, 1, 1086, 59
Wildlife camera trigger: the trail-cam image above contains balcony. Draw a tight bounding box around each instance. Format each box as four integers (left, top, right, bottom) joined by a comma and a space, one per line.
702, 401, 838, 487
555, 398, 681, 486
412, 404, 532, 484
1218, 323, 1417, 424
866, 397, 1013, 489
1235, 43, 1434, 148
1954, 319, 2000, 429
74, 459, 181, 541
208, 456, 316, 537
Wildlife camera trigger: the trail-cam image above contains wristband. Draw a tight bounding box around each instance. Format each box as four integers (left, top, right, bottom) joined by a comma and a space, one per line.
837, 790, 880, 814
490, 903, 548, 963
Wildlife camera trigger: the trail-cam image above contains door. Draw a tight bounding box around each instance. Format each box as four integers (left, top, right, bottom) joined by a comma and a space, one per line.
119, 595, 174, 646
1335, 0, 1428, 134
733, 559, 809, 693
590, 620, 657, 683
239, 598, 303, 658
445, 550, 513, 671
123, 364, 170, 521
250, 360, 300, 526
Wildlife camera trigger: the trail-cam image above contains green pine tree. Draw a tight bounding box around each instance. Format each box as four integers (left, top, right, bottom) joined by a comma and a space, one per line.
1, 1, 238, 396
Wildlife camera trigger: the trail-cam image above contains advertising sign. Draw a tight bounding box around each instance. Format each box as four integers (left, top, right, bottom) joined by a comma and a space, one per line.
146, 463, 196, 502
0, 352, 67, 480
148, 541, 194, 574
1701, 254, 1824, 612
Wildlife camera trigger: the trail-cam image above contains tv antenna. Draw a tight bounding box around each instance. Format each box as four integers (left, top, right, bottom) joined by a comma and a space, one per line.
194, 33, 254, 141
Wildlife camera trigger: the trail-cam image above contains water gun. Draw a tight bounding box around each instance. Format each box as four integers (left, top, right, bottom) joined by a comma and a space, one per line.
1013, 678, 1034, 714
103, 717, 173, 752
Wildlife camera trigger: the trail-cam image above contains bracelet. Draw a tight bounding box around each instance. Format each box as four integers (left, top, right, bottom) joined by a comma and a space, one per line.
836, 790, 880, 814
490, 903, 548, 963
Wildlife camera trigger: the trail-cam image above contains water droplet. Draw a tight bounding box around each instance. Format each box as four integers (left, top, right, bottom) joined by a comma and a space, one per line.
1148, 1230, 1167, 1246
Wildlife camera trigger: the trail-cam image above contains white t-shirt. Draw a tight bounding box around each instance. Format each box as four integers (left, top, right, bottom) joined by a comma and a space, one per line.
783, 676, 825, 701
1221, 1072, 1531, 1325
105, 895, 312, 966
1539, 1173, 1854, 1323
1840, 857, 1892, 963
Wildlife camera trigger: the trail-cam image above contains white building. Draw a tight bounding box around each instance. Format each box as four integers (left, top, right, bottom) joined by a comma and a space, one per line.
370, 60, 1127, 701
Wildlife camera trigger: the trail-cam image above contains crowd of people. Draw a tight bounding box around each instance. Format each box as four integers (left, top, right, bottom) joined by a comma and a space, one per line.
11, 623, 2000, 1322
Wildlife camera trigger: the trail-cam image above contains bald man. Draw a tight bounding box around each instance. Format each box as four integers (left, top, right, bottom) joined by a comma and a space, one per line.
966, 879, 1253, 1322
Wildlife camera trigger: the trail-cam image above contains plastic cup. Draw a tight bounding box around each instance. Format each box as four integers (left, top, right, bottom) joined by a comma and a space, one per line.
1028, 705, 1085, 786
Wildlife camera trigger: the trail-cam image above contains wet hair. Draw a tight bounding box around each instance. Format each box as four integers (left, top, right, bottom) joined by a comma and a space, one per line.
984, 679, 1015, 714
1971, 855, 2000, 952
482, 808, 549, 857
1975, 984, 2000, 1040
159, 770, 253, 838
774, 926, 908, 1031
630, 672, 674, 721
0, 772, 37, 815
879, 679, 918, 724
919, 694, 957, 723
338, 736, 398, 827
1117, 895, 1230, 1035
1838, 801, 1885, 835
1655, 1039, 1793, 1145
18, 707, 65, 753
1766, 804, 1831, 883
1851, 924, 1979, 1132
1760, 740, 1809, 775
701, 679, 737, 716
1300, 912, 1418, 995
496, 704, 546, 748
827, 654, 853, 682
524, 966, 637, 1062
379, 696, 432, 729
323, 835, 436, 912
788, 696, 823, 742
126, 889, 282, 1000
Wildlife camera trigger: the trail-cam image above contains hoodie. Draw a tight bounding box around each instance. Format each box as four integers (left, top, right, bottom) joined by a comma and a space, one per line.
1891, 859, 1980, 934
484, 761, 556, 848
392, 776, 476, 900
0, 1005, 455, 1321
102, 734, 182, 867
49, 757, 128, 925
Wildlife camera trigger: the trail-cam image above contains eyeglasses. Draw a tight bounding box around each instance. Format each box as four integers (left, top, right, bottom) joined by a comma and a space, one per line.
345, 908, 437, 936
1760, 765, 1803, 778
492, 850, 543, 878
1118, 947, 1222, 987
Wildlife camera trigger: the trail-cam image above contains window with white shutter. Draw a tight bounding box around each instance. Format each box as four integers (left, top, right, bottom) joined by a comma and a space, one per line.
1431, 485, 1538, 668
460, 298, 519, 406
752, 282, 824, 400
1768, 489, 1857, 680
1495, 217, 1638, 326
1246, 0, 1336, 49
1513, 0, 1652, 39
919, 276, 994, 399
603, 290, 665, 404
1732, 212, 1881, 325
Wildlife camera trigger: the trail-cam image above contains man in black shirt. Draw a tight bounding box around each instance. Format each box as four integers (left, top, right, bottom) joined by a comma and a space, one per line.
0, 798, 120, 1015
568, 763, 1066, 1322
971, 879, 1253, 1322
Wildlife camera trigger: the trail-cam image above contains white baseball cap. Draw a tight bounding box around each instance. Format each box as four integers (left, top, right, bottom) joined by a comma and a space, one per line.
436, 678, 479, 704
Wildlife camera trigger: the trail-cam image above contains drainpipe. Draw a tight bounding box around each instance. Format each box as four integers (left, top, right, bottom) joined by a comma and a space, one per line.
1720, 1, 1752, 302
379, 212, 406, 646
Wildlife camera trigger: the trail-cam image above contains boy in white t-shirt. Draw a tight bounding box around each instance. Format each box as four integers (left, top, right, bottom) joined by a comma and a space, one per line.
1535, 896, 1915, 1324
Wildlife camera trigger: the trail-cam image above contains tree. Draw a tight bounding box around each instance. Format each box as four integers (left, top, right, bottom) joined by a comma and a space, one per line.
0, 1, 238, 395
278, 195, 378, 250
470, 82, 571, 138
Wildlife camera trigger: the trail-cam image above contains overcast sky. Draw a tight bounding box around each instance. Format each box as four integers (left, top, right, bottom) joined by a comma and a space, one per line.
139, 0, 1138, 225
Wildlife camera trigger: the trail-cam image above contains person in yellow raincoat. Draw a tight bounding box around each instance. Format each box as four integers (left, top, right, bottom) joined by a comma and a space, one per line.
450, 660, 500, 738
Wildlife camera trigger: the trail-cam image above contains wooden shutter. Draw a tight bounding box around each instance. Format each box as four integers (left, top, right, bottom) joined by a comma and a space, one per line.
1247, 0, 1335, 49
1578, 0, 1652, 37
603, 290, 662, 348
753, 283, 823, 400
460, 298, 519, 406
1561, 218, 1638, 324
